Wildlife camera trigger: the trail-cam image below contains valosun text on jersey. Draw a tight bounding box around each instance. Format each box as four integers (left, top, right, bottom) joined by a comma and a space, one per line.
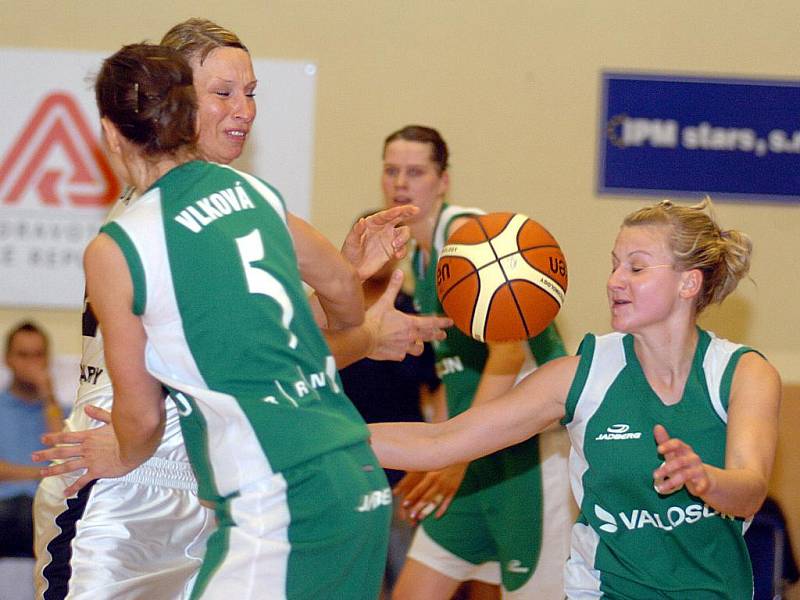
595, 502, 736, 534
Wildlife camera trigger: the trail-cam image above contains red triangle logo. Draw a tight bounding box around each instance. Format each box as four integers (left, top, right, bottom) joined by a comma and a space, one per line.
0, 92, 121, 207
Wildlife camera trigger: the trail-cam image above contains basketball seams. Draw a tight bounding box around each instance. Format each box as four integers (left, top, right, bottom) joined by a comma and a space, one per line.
439, 271, 476, 303
436, 211, 567, 342
479, 261, 565, 296
482, 215, 530, 338
439, 254, 566, 290
482, 280, 530, 341
516, 244, 561, 253
509, 278, 563, 308
473, 212, 510, 248
442, 241, 498, 270
501, 263, 566, 305
440, 256, 566, 315
440, 260, 564, 335
480, 215, 549, 341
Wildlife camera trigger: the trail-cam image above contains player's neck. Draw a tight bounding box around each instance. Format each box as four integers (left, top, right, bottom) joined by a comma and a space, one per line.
128, 149, 198, 193
632, 322, 699, 403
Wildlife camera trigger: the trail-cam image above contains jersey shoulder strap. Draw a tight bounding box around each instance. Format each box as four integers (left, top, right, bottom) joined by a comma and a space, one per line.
432, 203, 484, 254
700, 328, 754, 424
563, 331, 626, 425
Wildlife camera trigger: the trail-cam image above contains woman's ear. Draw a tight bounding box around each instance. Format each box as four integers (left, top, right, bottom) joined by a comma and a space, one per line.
679, 268, 703, 300
100, 117, 122, 155
437, 170, 450, 197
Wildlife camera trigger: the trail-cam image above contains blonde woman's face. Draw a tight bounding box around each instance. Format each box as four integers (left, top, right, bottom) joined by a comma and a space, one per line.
192, 47, 257, 164
607, 225, 684, 333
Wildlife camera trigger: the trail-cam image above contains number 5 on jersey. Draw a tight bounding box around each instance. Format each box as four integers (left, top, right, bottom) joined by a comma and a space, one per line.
236, 229, 298, 349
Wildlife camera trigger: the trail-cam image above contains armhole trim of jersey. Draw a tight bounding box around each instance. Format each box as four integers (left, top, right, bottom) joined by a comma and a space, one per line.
718, 347, 759, 417
100, 222, 147, 316
218, 163, 287, 224
433, 204, 484, 254
562, 333, 595, 425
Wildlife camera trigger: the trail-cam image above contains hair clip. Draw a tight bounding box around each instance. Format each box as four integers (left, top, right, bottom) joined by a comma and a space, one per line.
134, 82, 140, 114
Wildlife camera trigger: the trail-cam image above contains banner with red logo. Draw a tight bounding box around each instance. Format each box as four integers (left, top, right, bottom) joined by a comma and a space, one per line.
0, 48, 316, 309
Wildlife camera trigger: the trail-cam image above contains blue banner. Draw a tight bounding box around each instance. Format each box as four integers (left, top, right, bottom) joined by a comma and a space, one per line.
598, 72, 800, 202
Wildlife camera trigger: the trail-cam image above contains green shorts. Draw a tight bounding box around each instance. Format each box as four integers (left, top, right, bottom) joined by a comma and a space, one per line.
414, 430, 572, 597
421, 437, 544, 590
192, 441, 391, 599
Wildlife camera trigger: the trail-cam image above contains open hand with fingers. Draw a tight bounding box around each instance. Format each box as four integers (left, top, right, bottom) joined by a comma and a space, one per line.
394, 462, 468, 522
341, 205, 418, 281
653, 424, 713, 497
31, 405, 133, 497
365, 269, 451, 361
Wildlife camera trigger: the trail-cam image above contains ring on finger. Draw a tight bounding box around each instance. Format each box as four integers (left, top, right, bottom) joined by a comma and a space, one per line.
419, 502, 436, 519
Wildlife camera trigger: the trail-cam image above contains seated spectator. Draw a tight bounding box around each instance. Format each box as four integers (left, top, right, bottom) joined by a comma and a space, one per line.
0, 321, 62, 558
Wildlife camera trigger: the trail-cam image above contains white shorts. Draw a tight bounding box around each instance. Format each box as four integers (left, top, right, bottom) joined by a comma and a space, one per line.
407, 525, 501, 585
34, 456, 214, 600
406, 428, 574, 599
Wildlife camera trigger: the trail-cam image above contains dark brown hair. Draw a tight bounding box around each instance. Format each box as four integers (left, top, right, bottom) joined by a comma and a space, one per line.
5, 321, 48, 355
384, 125, 449, 174
95, 43, 197, 156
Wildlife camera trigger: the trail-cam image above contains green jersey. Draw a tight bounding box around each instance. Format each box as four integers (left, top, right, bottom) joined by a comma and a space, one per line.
562, 329, 755, 599
102, 161, 367, 502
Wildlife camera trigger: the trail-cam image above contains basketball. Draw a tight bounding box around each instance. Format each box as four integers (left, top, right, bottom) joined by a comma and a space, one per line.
435, 212, 568, 343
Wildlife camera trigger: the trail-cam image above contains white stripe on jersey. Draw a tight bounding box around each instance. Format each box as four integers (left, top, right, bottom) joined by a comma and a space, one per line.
702, 332, 742, 425
218, 163, 287, 224
566, 333, 626, 509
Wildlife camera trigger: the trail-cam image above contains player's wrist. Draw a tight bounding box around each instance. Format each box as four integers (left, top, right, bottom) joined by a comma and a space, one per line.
699, 463, 717, 497
363, 317, 381, 359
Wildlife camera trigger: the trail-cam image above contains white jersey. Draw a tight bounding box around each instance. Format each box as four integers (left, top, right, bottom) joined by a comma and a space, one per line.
61, 188, 191, 487
34, 188, 209, 600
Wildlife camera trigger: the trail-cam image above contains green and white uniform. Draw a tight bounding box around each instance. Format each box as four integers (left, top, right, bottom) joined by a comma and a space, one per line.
408, 203, 572, 598
562, 329, 755, 599
102, 161, 390, 600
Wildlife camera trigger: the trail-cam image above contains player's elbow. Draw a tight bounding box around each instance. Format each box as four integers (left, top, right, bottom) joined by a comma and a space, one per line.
714, 469, 770, 519
741, 478, 770, 519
